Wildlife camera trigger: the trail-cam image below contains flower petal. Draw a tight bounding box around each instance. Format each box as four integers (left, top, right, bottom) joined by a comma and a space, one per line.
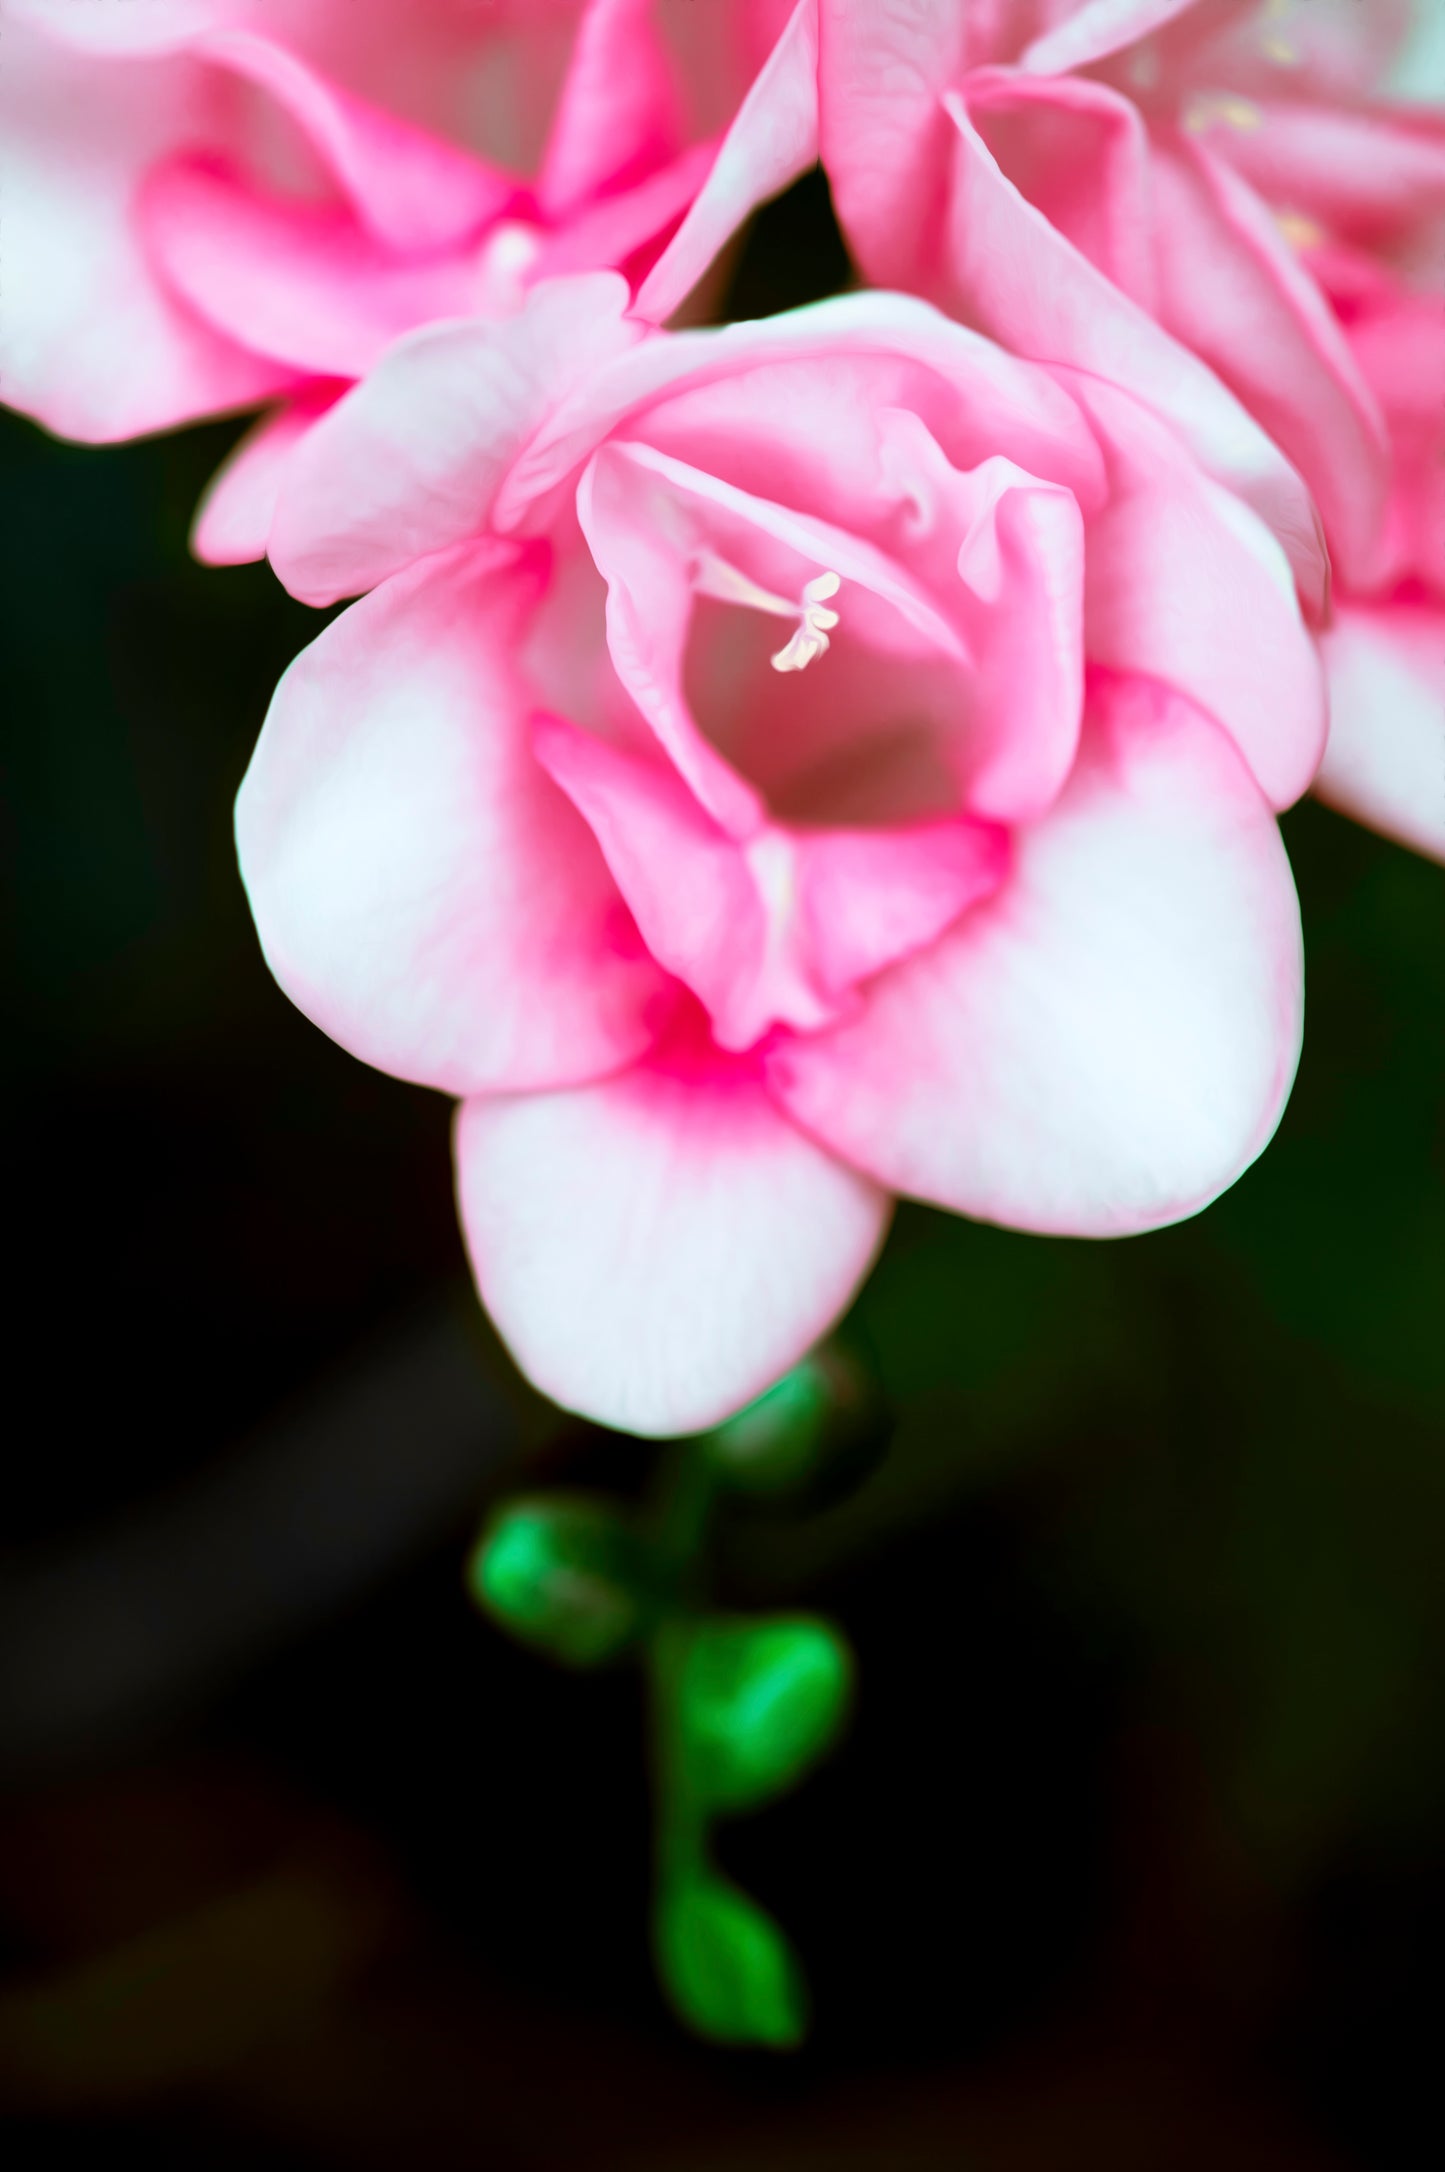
191, 389, 341, 566
1316, 605, 1445, 865
1149, 131, 1390, 589
767, 671, 1304, 1237
199, 27, 515, 252
0, 24, 294, 441
455, 1029, 891, 1435
140, 155, 483, 379
538, 0, 682, 216
237, 542, 668, 1096
1072, 372, 1326, 809
634, 0, 820, 324
936, 90, 1330, 614
268, 272, 643, 605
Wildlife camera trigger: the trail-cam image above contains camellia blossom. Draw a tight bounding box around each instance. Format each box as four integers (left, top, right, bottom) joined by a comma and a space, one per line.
818, 0, 1445, 861
237, 275, 1318, 1434
0, 0, 814, 562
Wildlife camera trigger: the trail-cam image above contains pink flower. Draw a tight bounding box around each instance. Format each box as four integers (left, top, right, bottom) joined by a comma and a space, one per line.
818, 0, 1445, 861
0, 0, 816, 562
237, 277, 1314, 1433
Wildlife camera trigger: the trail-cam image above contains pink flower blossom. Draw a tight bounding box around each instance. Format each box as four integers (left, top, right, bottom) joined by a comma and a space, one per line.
819, 0, 1445, 861
237, 278, 1313, 1433
0, 0, 814, 562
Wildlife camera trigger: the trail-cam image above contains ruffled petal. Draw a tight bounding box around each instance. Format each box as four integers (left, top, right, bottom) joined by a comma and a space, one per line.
268, 272, 644, 605
935, 89, 1330, 615
767, 671, 1303, 1237
454, 1027, 891, 1435
191, 389, 341, 566
1072, 373, 1326, 809
236, 542, 668, 1096
1316, 605, 1445, 865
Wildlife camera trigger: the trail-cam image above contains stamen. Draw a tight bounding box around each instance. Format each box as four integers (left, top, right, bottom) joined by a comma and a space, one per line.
691, 551, 843, 676
770, 573, 841, 675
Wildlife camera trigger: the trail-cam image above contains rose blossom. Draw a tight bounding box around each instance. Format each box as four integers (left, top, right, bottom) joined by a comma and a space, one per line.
0, 0, 814, 562
818, 0, 1445, 861
233, 274, 1317, 1433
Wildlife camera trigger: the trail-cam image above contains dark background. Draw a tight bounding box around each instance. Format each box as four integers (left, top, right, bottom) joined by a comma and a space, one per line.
2, 178, 1443, 2169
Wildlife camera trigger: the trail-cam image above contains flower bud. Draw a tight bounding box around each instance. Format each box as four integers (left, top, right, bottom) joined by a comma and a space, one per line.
468, 1496, 651, 1666
677, 1614, 852, 1811
655, 1871, 805, 2048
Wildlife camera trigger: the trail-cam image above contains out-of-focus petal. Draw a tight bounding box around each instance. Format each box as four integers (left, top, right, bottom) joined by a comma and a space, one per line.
1149, 130, 1390, 588
1018, 0, 1204, 75
236, 542, 668, 1096
140, 156, 484, 379
634, 0, 820, 325
538, 0, 682, 215
454, 1024, 891, 1436
198, 27, 515, 251
767, 671, 1303, 1237
0, 24, 295, 441
268, 272, 643, 605
1316, 605, 1445, 865
191, 388, 342, 566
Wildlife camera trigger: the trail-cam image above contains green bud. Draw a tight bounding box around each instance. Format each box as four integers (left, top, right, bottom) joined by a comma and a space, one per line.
468, 1495, 651, 1666
677, 1614, 853, 1811
706, 1345, 886, 1503
656, 1871, 806, 2048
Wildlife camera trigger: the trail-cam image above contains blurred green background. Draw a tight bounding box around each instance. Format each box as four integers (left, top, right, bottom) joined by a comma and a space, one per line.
2, 175, 1443, 2171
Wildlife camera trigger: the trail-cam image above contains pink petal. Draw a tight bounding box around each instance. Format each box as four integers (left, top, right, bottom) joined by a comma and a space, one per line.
1316, 605, 1445, 865
815, 0, 968, 293
236, 542, 668, 1096
533, 715, 808, 1048
268, 272, 644, 606
538, 0, 682, 216
454, 1027, 891, 1435
1204, 101, 1445, 249
633, 0, 820, 324
1148, 132, 1391, 590
191, 389, 342, 566
529, 140, 717, 282
501, 288, 1101, 533
964, 68, 1158, 311
199, 28, 515, 252
767, 672, 1303, 1237
140, 155, 484, 379
796, 820, 1008, 993
1018, 0, 1203, 75
1072, 373, 1326, 809
937, 90, 1329, 616
0, 24, 295, 441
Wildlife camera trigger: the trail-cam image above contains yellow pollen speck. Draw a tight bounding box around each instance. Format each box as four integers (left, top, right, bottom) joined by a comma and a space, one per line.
1185, 94, 1264, 134
1275, 210, 1324, 251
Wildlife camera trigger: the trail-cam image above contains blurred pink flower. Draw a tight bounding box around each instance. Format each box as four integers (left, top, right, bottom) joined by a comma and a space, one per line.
819, 0, 1445, 860
0, 0, 815, 562
237, 279, 1314, 1432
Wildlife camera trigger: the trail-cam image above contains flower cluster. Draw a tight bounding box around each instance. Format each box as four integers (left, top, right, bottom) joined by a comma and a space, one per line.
7, 0, 1441, 1433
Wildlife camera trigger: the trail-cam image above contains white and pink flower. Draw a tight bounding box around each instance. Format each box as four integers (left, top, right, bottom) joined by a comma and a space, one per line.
237, 278, 1316, 1431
